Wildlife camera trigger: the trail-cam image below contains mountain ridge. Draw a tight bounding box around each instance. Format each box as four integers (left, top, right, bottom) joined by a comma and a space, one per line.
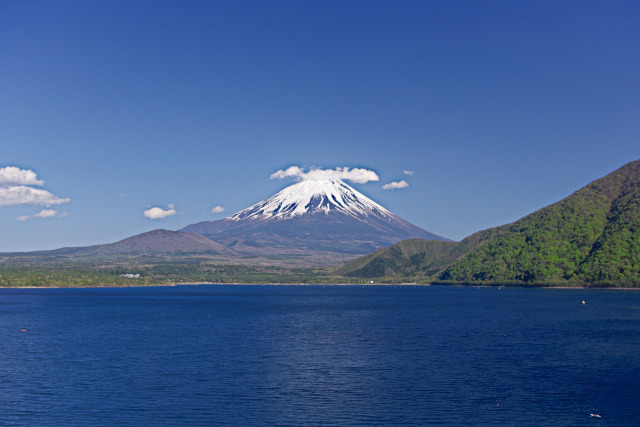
341, 159, 640, 286
77, 229, 233, 256
181, 179, 448, 256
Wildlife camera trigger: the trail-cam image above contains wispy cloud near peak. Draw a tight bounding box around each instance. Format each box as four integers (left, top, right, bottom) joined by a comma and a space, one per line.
211, 205, 225, 214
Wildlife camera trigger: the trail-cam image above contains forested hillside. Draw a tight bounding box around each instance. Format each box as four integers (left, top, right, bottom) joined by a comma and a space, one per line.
439, 160, 639, 286
341, 160, 640, 287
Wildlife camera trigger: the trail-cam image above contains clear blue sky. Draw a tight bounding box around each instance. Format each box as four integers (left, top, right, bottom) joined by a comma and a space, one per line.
1, 0, 638, 252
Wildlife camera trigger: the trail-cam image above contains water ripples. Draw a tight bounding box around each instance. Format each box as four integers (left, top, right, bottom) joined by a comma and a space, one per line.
1, 285, 639, 425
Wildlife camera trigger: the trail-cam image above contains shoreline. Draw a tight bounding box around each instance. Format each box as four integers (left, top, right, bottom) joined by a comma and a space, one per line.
1, 282, 638, 290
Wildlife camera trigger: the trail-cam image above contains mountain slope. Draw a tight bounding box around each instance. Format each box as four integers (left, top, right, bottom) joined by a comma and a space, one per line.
438, 159, 640, 286
182, 180, 448, 257
337, 239, 459, 278
339, 160, 640, 286
78, 229, 232, 256
574, 174, 640, 283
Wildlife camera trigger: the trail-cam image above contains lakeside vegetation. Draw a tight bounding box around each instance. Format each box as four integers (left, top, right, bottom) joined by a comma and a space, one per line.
0, 260, 353, 288
0, 252, 636, 288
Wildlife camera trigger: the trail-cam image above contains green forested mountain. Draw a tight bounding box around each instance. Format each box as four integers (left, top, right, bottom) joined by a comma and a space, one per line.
336, 239, 458, 279
573, 178, 640, 284
341, 160, 640, 287
440, 159, 639, 286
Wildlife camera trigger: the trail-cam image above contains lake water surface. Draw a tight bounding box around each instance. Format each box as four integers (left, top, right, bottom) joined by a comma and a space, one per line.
1, 285, 639, 426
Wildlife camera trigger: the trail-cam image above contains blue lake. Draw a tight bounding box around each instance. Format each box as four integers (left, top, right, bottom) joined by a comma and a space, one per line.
1, 285, 639, 426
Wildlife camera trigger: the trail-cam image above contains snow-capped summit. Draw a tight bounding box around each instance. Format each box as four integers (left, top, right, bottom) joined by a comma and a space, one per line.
229, 179, 394, 221
180, 179, 449, 260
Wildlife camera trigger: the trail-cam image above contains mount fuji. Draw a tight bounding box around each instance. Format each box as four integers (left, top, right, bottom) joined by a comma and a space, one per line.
181, 179, 449, 257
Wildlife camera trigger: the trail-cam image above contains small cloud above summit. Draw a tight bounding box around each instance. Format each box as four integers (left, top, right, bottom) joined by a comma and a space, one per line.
403, 170, 415, 176
211, 205, 225, 214
270, 166, 379, 184
382, 180, 409, 190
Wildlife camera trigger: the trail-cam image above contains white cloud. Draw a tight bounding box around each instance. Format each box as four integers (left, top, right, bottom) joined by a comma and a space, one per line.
0, 186, 70, 207
144, 206, 177, 219
34, 209, 58, 218
382, 180, 409, 190
403, 170, 415, 176
15, 209, 68, 221
0, 166, 69, 210
0, 166, 45, 186
270, 166, 379, 184
270, 166, 304, 180
211, 205, 225, 214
